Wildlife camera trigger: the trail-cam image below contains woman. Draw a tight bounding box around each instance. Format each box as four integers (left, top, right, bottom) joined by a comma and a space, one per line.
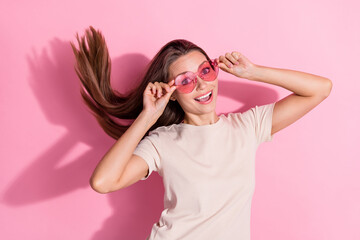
71, 26, 332, 239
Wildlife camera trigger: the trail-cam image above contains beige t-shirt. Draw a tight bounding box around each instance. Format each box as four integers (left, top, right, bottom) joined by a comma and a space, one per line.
133, 102, 275, 240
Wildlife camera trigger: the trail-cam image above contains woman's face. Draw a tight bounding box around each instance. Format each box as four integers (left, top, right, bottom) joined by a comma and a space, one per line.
168, 50, 218, 118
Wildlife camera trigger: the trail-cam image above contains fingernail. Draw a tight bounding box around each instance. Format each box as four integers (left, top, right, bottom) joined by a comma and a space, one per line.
228, 64, 232, 68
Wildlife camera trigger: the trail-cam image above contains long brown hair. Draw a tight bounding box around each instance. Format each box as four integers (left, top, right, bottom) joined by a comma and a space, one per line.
70, 26, 211, 139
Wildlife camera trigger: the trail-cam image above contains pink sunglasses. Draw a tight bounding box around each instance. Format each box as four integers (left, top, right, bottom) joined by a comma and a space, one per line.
173, 59, 219, 94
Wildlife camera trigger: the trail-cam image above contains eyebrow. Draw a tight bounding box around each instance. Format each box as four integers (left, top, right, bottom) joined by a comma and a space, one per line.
174, 60, 207, 78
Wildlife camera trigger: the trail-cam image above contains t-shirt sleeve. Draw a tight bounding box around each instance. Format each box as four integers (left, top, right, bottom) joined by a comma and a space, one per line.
133, 131, 161, 180
239, 102, 276, 145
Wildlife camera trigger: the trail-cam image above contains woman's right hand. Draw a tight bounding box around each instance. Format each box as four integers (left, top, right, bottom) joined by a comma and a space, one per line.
142, 79, 177, 122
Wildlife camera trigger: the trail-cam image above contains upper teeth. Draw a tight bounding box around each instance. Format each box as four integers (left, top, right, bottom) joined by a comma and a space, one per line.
195, 91, 211, 100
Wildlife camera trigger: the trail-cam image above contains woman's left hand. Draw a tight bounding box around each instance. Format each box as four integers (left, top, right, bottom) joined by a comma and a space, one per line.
216, 51, 256, 79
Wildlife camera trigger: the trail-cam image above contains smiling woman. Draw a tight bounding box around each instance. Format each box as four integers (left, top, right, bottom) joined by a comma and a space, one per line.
70, 26, 331, 239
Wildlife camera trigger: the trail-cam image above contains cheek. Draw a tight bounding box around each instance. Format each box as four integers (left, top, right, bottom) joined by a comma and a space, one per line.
179, 94, 194, 104
175, 93, 196, 108
214, 80, 219, 91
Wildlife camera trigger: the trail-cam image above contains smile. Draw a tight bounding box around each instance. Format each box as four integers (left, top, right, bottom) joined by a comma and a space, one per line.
194, 90, 213, 103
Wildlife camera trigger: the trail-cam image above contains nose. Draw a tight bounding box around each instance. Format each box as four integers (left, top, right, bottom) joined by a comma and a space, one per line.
195, 75, 207, 91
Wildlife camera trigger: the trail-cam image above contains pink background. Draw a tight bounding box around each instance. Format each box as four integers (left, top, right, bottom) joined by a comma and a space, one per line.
1, 0, 359, 239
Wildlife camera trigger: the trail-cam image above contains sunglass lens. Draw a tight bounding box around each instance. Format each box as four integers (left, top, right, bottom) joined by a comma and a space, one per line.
175, 73, 195, 93
199, 60, 219, 81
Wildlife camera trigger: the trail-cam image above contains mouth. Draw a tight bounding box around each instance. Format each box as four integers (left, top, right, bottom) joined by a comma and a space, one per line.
194, 90, 213, 102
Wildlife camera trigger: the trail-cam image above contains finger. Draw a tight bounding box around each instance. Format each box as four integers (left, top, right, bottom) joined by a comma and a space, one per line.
231, 51, 241, 61
166, 80, 177, 92
225, 52, 239, 66
159, 82, 171, 93
145, 83, 151, 94
153, 82, 160, 97
145, 83, 157, 101
146, 83, 153, 93
215, 58, 221, 65
168, 79, 175, 87
219, 55, 233, 68
170, 85, 177, 92
151, 84, 157, 95
164, 81, 177, 94
218, 56, 230, 70
158, 84, 165, 97
163, 85, 177, 100
219, 62, 229, 71
154, 82, 163, 98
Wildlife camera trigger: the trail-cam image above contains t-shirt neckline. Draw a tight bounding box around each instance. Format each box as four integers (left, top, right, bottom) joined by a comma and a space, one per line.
178, 114, 225, 130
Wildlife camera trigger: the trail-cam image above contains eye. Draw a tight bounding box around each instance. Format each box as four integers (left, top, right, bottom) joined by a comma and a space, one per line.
201, 67, 211, 75
181, 78, 192, 85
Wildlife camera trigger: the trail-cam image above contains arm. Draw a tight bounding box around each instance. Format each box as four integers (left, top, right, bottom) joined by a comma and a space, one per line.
217, 52, 333, 136
248, 64, 333, 135
90, 111, 155, 193
90, 80, 177, 193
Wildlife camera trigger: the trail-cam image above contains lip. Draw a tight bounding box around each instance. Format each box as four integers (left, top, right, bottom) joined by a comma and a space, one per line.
196, 91, 213, 104
194, 90, 212, 99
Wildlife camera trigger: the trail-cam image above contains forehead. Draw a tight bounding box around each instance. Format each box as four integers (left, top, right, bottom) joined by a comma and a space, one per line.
169, 51, 207, 79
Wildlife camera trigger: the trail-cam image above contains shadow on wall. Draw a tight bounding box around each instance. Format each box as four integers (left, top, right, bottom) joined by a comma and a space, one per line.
2, 38, 278, 239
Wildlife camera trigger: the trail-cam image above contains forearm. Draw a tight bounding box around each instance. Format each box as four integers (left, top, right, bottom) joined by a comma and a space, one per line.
247, 64, 332, 98
90, 111, 156, 189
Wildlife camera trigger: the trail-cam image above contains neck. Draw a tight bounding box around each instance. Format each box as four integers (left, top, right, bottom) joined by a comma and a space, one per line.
182, 112, 220, 126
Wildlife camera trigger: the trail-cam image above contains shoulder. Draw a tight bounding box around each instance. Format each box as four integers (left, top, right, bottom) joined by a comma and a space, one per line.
148, 123, 181, 138
223, 103, 274, 127
230, 103, 274, 119
224, 105, 265, 124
